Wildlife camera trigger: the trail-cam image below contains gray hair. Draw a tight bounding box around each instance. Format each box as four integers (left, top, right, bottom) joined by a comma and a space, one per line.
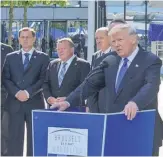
108, 24, 139, 45
96, 27, 109, 35
108, 24, 137, 36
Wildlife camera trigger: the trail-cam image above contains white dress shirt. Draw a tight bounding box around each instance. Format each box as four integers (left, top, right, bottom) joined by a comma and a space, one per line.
101, 47, 111, 56
21, 47, 34, 64
115, 46, 139, 86
58, 55, 75, 75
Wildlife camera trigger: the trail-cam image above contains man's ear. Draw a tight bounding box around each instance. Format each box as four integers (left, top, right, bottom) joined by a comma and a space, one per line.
131, 35, 137, 45
33, 36, 36, 42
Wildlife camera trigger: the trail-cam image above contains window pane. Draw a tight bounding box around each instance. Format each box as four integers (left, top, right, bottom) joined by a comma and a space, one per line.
147, 1, 163, 21
67, 20, 87, 37
106, 1, 124, 20
81, 1, 88, 7
125, 1, 145, 20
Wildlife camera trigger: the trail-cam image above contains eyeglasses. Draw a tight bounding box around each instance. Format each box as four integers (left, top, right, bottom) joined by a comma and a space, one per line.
19, 36, 34, 40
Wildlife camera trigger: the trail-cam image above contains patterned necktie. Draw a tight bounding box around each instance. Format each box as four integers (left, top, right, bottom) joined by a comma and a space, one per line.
24, 53, 30, 70
58, 62, 67, 87
115, 58, 129, 93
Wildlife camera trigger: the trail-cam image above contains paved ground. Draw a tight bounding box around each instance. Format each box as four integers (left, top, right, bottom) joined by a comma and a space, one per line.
23, 80, 163, 156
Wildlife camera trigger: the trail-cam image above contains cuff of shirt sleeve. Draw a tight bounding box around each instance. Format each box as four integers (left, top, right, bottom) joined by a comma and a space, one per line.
47, 97, 51, 102
65, 101, 70, 107
24, 90, 29, 98
15, 90, 20, 97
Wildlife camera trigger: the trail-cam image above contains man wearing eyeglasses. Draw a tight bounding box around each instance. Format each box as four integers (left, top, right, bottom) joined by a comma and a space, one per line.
2, 27, 49, 156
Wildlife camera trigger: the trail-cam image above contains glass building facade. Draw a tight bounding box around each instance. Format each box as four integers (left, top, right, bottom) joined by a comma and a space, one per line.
1, 0, 163, 60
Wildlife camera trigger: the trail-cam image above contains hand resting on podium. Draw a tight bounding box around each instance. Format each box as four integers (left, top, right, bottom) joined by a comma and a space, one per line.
50, 100, 139, 120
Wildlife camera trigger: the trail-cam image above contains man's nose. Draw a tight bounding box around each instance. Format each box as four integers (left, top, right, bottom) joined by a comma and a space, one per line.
115, 41, 120, 47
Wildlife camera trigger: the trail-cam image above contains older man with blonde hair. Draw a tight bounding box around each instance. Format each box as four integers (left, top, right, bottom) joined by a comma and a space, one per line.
43, 37, 90, 109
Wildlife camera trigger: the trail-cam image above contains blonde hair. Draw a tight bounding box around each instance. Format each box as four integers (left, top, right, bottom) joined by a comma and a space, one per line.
108, 24, 137, 36
96, 27, 109, 35
57, 38, 75, 47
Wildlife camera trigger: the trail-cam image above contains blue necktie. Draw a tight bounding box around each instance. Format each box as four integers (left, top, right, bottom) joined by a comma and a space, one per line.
24, 53, 30, 70
58, 62, 67, 87
115, 58, 129, 93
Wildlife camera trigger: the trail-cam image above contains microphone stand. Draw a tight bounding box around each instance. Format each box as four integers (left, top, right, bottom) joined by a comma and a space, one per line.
80, 67, 105, 112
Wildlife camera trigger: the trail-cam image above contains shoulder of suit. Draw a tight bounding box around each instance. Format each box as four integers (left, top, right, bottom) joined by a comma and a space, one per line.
6, 50, 20, 57
1, 43, 13, 49
49, 58, 61, 65
93, 50, 101, 57
34, 50, 49, 57
143, 50, 162, 62
76, 57, 90, 65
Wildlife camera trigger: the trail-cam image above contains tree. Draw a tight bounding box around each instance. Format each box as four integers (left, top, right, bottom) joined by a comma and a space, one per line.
1, 0, 15, 45
1, 0, 68, 45
19, 0, 68, 27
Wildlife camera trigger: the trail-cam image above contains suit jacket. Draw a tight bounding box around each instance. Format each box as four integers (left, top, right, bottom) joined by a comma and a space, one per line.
91, 50, 101, 70
88, 50, 111, 113
1, 43, 13, 106
43, 56, 90, 106
67, 49, 163, 147
2, 49, 50, 113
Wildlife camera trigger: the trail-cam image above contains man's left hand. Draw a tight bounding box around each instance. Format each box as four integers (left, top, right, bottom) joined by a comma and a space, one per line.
123, 101, 139, 120
50, 101, 69, 111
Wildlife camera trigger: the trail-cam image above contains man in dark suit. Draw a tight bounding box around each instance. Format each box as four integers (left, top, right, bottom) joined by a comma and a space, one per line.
2, 27, 49, 156
1, 43, 13, 113
1, 43, 13, 156
43, 38, 90, 107
51, 24, 163, 156
91, 18, 127, 69
87, 27, 111, 113
88, 18, 128, 113
1, 43, 13, 69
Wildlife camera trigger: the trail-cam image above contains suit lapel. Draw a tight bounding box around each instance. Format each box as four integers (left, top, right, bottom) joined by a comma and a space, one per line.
94, 50, 111, 67
115, 49, 144, 98
107, 55, 121, 100
56, 61, 61, 88
17, 50, 24, 73
97, 51, 101, 58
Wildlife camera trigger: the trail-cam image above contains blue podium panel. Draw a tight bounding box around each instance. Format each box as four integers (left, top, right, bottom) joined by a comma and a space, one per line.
104, 110, 156, 156
32, 110, 105, 156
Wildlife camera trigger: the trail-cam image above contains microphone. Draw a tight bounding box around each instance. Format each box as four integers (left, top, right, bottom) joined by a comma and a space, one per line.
80, 55, 117, 111
87, 54, 117, 77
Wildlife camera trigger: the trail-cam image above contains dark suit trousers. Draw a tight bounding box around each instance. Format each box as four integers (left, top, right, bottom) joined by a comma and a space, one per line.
7, 104, 33, 156
1, 111, 9, 156
152, 146, 159, 156
1, 91, 9, 156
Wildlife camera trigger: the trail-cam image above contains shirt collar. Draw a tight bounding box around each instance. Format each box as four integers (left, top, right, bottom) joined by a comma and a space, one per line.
101, 47, 111, 54
124, 46, 139, 63
61, 55, 75, 65
21, 47, 35, 56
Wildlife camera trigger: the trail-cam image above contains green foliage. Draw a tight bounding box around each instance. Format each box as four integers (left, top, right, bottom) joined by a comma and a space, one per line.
1, 0, 68, 7
41, 0, 68, 7
0, 0, 68, 45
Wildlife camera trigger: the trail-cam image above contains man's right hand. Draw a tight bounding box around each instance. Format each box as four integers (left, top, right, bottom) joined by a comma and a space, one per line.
15, 90, 29, 102
47, 97, 57, 105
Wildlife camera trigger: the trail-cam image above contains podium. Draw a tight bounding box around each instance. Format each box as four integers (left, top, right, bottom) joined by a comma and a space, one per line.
32, 109, 156, 156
